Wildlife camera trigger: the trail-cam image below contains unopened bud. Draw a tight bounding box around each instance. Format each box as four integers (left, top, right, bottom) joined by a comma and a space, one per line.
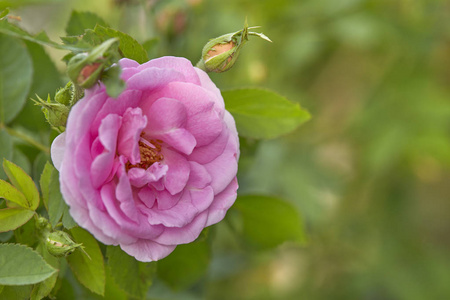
67, 38, 119, 88
46, 231, 83, 257
55, 81, 73, 106
198, 21, 271, 73
33, 95, 69, 128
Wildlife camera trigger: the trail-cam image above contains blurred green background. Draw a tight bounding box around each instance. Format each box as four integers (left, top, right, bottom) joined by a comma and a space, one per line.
7, 0, 450, 299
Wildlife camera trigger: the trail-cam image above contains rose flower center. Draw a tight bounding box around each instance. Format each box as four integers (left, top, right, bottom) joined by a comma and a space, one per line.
126, 138, 164, 170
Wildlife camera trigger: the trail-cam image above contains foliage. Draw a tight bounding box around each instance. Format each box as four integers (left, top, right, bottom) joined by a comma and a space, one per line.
0, 2, 309, 299
1, 0, 449, 299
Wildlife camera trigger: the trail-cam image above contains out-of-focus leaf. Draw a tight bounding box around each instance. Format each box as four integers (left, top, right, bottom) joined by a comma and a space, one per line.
67, 227, 105, 296
0, 8, 8, 18
3, 159, 39, 210
12, 148, 31, 177
14, 217, 37, 247
66, 11, 107, 36
0, 19, 89, 51
222, 88, 310, 139
142, 37, 159, 58
102, 65, 125, 98
0, 0, 63, 10
0, 208, 34, 232
0, 129, 12, 180
12, 41, 62, 132
106, 245, 155, 299
0, 230, 13, 242
0, 243, 57, 285
54, 277, 76, 300
157, 240, 211, 290
0, 34, 33, 124
233, 195, 306, 249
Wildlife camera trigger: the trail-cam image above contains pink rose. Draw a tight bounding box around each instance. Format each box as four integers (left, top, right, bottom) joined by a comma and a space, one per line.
51, 57, 239, 261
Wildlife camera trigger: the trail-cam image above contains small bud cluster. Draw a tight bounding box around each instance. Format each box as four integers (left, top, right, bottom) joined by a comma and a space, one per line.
67, 38, 120, 88
32, 81, 78, 129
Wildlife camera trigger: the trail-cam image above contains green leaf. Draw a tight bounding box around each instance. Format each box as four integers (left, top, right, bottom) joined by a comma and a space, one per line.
67, 227, 105, 296
104, 267, 128, 300
39, 162, 67, 227
233, 195, 306, 249
222, 88, 311, 139
39, 161, 53, 211
0, 208, 35, 232
0, 129, 12, 180
48, 167, 65, 227
157, 240, 211, 290
30, 243, 60, 300
66, 11, 108, 36
62, 206, 77, 229
0, 243, 57, 285
142, 37, 159, 58
0, 285, 32, 300
3, 159, 39, 210
93, 25, 149, 64
0, 34, 33, 124
0, 179, 28, 208
106, 245, 155, 299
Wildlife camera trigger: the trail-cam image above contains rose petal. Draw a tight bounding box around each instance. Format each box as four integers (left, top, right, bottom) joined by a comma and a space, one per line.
155, 189, 182, 210
146, 191, 198, 227
117, 107, 147, 164
205, 178, 238, 226
186, 161, 212, 189
128, 163, 168, 188
153, 211, 208, 245
162, 148, 190, 195
51, 132, 66, 171
145, 97, 196, 155
203, 132, 239, 194
137, 186, 156, 209
137, 56, 201, 85
194, 67, 224, 110
90, 114, 121, 188
120, 239, 176, 262
119, 58, 140, 69
91, 90, 143, 132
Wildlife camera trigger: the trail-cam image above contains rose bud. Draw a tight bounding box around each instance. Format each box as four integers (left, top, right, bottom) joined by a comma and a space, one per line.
33, 95, 70, 128
198, 22, 272, 73
46, 231, 84, 257
67, 38, 119, 88
55, 81, 73, 106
